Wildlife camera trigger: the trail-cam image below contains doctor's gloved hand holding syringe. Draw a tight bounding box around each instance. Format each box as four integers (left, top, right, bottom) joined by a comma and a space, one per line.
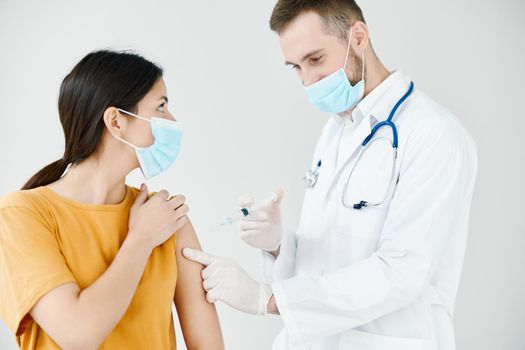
211, 189, 284, 255
236, 188, 284, 254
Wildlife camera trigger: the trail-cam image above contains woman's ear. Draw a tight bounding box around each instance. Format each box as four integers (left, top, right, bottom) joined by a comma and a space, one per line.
103, 107, 127, 138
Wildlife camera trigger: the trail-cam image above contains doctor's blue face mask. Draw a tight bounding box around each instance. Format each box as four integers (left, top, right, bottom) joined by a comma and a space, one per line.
113, 109, 182, 179
304, 28, 365, 114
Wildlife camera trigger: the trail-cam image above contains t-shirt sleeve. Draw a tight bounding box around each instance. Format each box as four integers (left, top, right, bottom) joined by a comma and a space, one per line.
0, 201, 76, 336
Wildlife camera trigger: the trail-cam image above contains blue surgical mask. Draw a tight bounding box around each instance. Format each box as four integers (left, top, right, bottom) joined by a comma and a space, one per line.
304, 28, 365, 114
114, 108, 182, 179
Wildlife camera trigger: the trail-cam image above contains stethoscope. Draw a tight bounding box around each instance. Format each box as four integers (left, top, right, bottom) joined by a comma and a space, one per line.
303, 81, 415, 210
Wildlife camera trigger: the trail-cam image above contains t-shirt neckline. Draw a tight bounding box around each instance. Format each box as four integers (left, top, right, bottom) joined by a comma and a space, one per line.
37, 185, 133, 211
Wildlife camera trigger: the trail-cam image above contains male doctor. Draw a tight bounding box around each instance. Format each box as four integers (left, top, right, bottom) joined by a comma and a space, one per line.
183, 1, 478, 349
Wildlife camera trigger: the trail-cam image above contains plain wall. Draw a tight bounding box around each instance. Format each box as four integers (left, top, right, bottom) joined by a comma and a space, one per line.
0, 0, 523, 349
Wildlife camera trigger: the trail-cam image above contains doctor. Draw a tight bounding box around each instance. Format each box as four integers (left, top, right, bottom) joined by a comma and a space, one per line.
183, 0, 478, 349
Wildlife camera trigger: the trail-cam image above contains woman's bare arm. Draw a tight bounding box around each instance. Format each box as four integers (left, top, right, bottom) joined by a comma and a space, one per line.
174, 219, 224, 350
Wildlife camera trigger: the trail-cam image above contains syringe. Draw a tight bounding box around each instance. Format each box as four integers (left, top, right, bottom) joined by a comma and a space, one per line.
214, 207, 252, 229
212, 191, 282, 231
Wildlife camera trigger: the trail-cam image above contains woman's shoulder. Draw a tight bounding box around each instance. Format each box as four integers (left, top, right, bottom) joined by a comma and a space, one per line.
0, 188, 56, 233
0, 187, 47, 212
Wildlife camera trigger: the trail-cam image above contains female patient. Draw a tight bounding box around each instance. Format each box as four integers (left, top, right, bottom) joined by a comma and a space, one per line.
0, 50, 224, 349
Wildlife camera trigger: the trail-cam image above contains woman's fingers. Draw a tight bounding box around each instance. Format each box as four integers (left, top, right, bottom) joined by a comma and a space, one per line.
167, 194, 185, 210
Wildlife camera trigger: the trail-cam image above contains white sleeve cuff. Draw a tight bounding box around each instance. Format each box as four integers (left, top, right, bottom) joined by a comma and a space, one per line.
271, 280, 307, 347
260, 249, 277, 284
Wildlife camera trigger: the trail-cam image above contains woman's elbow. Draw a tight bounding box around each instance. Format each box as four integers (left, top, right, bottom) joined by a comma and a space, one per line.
48, 318, 107, 350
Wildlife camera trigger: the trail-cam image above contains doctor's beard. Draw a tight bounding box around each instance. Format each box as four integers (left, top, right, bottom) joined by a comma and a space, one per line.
347, 51, 364, 86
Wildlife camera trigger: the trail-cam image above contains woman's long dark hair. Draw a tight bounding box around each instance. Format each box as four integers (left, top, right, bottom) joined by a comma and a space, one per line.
21, 50, 163, 190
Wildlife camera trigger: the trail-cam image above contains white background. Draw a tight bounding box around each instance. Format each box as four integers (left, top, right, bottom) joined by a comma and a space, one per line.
0, 0, 523, 349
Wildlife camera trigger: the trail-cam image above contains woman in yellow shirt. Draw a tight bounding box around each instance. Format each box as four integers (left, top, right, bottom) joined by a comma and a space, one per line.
0, 50, 224, 349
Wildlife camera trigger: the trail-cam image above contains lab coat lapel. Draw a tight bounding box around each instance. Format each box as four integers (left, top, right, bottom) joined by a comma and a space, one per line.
308, 120, 343, 211
324, 115, 372, 198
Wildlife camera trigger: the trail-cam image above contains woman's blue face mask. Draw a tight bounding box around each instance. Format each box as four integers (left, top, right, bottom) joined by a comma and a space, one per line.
304, 28, 365, 114
113, 109, 182, 179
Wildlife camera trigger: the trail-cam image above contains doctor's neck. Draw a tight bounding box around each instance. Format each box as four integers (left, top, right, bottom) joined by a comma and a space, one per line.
338, 49, 390, 118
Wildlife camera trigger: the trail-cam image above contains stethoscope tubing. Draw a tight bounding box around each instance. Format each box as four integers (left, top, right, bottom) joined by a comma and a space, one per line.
305, 81, 415, 210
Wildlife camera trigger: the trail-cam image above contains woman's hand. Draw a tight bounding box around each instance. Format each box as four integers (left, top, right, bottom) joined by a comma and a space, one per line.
128, 184, 188, 250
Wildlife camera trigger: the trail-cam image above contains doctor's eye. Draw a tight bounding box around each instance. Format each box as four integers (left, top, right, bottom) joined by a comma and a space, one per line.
158, 103, 166, 113
309, 56, 323, 65
290, 64, 300, 71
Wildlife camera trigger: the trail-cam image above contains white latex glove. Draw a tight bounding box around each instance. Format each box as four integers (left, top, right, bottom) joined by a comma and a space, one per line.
237, 188, 284, 252
183, 248, 273, 315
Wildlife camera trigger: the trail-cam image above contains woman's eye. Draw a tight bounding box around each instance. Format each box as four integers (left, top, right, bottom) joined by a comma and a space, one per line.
291, 64, 300, 71
158, 104, 166, 112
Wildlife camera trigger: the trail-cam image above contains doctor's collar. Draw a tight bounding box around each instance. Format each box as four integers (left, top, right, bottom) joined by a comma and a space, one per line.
333, 109, 358, 124
357, 71, 403, 117
330, 71, 408, 130
358, 71, 412, 126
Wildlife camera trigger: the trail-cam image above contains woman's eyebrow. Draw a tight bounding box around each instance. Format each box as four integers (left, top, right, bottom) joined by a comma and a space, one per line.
160, 96, 168, 103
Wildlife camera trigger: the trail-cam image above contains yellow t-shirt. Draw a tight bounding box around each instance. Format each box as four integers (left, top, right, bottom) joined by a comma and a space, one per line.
0, 185, 177, 349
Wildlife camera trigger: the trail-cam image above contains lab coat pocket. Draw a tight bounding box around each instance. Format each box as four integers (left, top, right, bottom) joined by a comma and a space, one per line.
339, 329, 433, 350
331, 203, 389, 266
332, 169, 394, 264
335, 203, 388, 240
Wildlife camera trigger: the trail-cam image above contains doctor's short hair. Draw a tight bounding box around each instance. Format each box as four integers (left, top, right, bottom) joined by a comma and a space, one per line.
269, 0, 366, 39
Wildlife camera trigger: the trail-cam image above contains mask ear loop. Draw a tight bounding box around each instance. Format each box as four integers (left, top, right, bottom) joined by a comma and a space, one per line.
361, 45, 365, 81
343, 27, 353, 70
343, 27, 366, 82
112, 108, 149, 150
113, 108, 155, 184
117, 108, 151, 123
113, 134, 140, 150
110, 121, 151, 183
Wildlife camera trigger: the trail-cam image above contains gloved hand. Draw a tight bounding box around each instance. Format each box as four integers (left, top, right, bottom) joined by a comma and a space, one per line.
237, 188, 284, 252
182, 248, 273, 315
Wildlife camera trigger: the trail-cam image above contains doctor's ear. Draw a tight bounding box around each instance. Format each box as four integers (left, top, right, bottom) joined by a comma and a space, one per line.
349, 21, 370, 52
103, 107, 128, 138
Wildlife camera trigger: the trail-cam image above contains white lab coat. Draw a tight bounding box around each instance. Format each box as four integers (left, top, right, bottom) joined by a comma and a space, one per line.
262, 72, 478, 350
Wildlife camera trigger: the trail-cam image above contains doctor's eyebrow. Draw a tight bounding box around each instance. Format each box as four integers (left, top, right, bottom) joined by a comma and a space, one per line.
159, 96, 168, 104
285, 48, 324, 66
